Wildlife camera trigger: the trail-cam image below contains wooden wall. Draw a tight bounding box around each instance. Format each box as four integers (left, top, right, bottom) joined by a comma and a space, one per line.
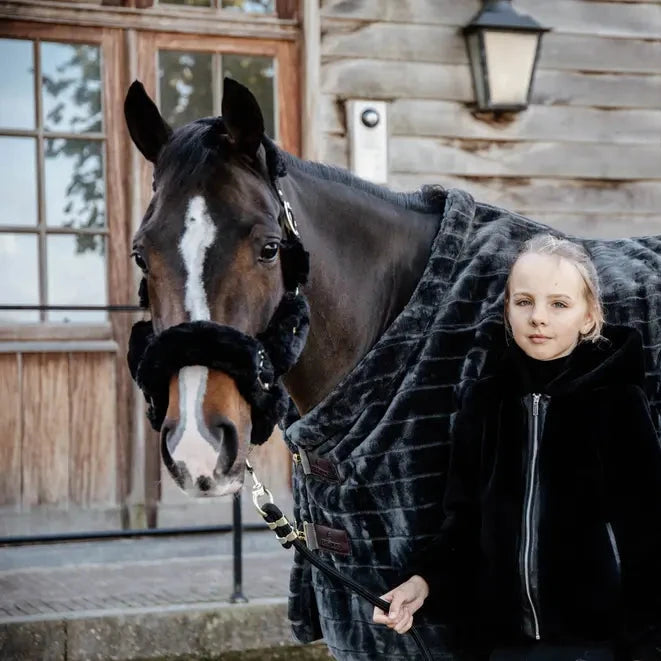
0, 351, 120, 534
318, 0, 661, 238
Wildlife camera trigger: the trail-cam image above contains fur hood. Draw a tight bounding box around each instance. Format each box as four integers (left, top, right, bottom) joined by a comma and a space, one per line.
501, 325, 646, 397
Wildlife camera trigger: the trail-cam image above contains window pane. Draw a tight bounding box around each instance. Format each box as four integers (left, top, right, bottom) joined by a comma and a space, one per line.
0, 137, 38, 227
159, 51, 213, 128
0, 234, 39, 323
222, 0, 274, 13
47, 234, 106, 322
44, 138, 105, 230
222, 54, 275, 138
0, 38, 35, 130
41, 42, 102, 134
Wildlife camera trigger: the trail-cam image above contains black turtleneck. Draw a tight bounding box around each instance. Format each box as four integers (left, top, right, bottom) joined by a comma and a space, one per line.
514, 345, 573, 394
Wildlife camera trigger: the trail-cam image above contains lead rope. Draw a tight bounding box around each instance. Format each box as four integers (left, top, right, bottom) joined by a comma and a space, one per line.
245, 460, 434, 661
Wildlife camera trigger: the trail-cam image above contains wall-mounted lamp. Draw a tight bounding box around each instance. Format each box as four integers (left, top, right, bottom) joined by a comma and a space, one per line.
464, 0, 549, 112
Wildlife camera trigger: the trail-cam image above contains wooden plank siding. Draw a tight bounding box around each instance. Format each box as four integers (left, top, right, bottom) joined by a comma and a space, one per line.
324, 96, 661, 145
21, 353, 71, 507
68, 353, 117, 505
321, 20, 661, 74
321, 0, 661, 39
0, 355, 22, 505
389, 138, 661, 180
388, 175, 661, 216
318, 0, 661, 238
320, 60, 661, 109
0, 352, 119, 509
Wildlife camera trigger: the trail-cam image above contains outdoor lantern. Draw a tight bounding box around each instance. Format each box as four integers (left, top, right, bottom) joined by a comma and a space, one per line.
464, 0, 549, 112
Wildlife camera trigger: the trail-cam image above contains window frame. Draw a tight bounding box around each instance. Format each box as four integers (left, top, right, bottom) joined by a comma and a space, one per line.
1, 2, 300, 41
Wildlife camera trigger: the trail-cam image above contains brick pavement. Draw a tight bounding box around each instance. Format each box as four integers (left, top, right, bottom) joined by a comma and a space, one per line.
0, 547, 292, 620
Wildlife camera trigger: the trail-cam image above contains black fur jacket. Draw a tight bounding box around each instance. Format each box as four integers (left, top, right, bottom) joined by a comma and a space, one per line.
413, 325, 661, 660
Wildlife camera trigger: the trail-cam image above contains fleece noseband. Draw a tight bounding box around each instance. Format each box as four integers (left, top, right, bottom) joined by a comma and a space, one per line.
127, 170, 310, 446
128, 291, 309, 445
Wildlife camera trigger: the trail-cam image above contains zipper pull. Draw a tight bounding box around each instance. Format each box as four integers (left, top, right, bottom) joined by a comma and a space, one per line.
532, 393, 540, 416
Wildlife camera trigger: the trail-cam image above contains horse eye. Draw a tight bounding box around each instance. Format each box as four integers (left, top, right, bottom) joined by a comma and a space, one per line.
131, 251, 148, 273
259, 242, 279, 263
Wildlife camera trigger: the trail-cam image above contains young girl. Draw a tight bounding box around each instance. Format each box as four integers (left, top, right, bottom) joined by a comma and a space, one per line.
373, 235, 661, 661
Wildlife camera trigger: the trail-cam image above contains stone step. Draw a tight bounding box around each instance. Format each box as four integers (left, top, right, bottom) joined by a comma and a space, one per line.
0, 599, 332, 661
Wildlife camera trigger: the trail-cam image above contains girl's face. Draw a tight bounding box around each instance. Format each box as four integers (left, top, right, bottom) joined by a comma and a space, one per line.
506, 253, 595, 361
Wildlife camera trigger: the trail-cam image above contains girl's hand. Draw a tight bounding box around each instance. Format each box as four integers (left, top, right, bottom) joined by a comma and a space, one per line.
372, 575, 430, 634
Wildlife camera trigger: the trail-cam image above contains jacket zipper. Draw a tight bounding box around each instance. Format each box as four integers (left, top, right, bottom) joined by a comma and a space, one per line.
605, 521, 621, 578
523, 393, 542, 640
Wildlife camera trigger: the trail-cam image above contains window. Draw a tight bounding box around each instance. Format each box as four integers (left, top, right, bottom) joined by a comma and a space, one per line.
134, 31, 300, 217
159, 50, 276, 136
0, 37, 108, 323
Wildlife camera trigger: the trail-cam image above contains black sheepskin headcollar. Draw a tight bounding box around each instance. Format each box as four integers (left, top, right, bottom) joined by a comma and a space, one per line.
128, 292, 310, 445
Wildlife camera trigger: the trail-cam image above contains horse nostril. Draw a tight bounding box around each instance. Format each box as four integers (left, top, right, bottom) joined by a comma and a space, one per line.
209, 414, 238, 475
160, 420, 175, 451
160, 421, 183, 485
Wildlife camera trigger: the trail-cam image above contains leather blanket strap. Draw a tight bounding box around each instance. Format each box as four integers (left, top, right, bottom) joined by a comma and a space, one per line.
292, 449, 347, 553
302, 522, 351, 556
293, 447, 340, 483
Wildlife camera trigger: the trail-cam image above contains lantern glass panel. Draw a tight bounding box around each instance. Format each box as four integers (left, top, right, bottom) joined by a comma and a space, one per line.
483, 30, 538, 107
466, 32, 488, 109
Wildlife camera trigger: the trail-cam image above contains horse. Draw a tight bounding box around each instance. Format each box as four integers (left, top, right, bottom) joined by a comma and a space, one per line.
124, 78, 661, 659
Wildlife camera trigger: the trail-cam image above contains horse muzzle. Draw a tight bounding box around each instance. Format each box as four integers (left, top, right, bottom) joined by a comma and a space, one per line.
126, 291, 310, 496
161, 420, 243, 497
159, 367, 247, 497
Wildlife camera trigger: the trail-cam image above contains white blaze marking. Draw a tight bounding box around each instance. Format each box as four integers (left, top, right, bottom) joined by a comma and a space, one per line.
173, 196, 220, 491
171, 366, 218, 482
179, 195, 216, 322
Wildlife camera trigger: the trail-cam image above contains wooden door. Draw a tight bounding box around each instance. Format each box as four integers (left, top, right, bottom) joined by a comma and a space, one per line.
134, 30, 300, 526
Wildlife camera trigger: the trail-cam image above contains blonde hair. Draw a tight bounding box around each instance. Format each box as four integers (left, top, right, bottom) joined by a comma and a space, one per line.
504, 234, 604, 343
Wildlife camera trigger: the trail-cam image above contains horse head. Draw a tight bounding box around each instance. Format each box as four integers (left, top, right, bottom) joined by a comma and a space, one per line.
124, 78, 301, 498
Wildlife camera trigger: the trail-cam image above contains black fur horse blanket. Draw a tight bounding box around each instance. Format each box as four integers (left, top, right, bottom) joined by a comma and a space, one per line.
284, 188, 661, 660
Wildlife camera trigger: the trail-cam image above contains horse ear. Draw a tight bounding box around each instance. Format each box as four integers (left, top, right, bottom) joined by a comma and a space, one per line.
221, 77, 264, 156
124, 80, 172, 164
